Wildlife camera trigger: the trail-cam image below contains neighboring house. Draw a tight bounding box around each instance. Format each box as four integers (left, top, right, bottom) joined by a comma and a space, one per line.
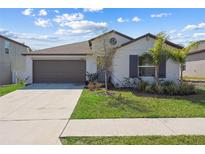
0, 35, 31, 85
184, 41, 205, 79
21, 30, 183, 86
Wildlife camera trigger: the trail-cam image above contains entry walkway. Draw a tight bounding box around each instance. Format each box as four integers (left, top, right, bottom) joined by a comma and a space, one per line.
61, 118, 205, 137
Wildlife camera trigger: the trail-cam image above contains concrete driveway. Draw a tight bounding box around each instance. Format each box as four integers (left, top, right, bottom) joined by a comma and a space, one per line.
0, 83, 83, 145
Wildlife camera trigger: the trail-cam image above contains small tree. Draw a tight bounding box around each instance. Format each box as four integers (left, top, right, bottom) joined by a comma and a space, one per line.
92, 32, 116, 90
142, 33, 168, 87
166, 41, 200, 82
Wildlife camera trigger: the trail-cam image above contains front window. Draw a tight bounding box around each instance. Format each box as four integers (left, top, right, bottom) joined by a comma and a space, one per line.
4, 41, 10, 54
138, 55, 155, 77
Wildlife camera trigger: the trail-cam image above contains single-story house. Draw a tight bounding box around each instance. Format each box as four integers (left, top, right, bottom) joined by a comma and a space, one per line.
21, 30, 183, 86
0, 35, 31, 85
183, 41, 205, 79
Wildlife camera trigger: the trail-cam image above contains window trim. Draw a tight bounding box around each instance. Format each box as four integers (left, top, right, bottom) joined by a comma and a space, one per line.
5, 48, 9, 54
4, 40, 10, 54
138, 56, 156, 77
138, 66, 156, 77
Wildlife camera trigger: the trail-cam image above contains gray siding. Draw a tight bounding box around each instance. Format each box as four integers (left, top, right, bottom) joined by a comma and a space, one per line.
184, 52, 205, 78
0, 37, 29, 85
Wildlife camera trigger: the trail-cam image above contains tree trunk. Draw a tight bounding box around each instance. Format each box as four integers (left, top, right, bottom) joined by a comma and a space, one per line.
103, 39, 108, 90
155, 65, 159, 87
105, 70, 108, 90
180, 64, 183, 84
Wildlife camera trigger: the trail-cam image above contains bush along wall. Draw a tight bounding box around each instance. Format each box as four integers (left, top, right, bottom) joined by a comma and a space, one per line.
122, 78, 197, 96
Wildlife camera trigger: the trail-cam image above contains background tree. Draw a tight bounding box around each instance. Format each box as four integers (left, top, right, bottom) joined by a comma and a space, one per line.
166, 41, 200, 82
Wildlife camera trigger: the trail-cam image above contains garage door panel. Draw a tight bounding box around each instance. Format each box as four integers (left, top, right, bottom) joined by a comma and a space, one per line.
33, 60, 86, 83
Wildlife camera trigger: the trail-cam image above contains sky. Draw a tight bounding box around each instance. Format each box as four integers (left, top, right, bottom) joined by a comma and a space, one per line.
0, 8, 205, 50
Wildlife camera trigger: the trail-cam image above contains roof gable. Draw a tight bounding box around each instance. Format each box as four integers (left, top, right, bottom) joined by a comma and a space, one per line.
116, 33, 183, 50
89, 30, 134, 42
0, 35, 29, 48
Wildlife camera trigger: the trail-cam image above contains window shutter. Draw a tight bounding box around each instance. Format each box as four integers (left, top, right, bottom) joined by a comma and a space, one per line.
129, 55, 139, 78
159, 57, 166, 78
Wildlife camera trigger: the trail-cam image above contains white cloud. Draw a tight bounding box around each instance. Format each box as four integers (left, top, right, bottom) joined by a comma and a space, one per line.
55, 20, 108, 36
64, 20, 107, 30
183, 22, 205, 31
132, 16, 141, 23
55, 29, 92, 35
34, 18, 52, 28
53, 13, 84, 26
54, 10, 60, 14
169, 33, 190, 45
168, 31, 205, 45
167, 29, 177, 34
193, 33, 205, 38
83, 8, 103, 13
150, 13, 172, 18
0, 28, 60, 42
117, 17, 128, 23
39, 9, 47, 16
22, 8, 34, 16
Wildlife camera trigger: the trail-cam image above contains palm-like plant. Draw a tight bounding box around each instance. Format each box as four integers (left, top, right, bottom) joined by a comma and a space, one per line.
166, 42, 200, 82
142, 33, 168, 87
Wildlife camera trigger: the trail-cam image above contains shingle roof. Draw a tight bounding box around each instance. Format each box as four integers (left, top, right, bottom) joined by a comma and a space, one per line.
0, 35, 30, 48
116, 33, 183, 49
22, 41, 92, 56
189, 41, 205, 55
22, 31, 184, 56
189, 49, 205, 55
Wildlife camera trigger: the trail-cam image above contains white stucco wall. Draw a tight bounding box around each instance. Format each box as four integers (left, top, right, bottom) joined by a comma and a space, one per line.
86, 55, 97, 74
112, 36, 180, 87
17, 55, 97, 84
91, 32, 132, 53
90, 31, 132, 81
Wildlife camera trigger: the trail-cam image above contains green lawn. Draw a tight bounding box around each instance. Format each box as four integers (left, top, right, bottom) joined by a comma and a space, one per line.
71, 87, 205, 119
0, 83, 25, 96
61, 136, 205, 145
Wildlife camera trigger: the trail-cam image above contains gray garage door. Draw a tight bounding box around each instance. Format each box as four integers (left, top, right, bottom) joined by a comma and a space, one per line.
33, 60, 86, 83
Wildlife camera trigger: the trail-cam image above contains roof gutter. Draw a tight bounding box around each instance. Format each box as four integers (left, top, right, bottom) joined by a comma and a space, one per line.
0, 35, 30, 48
22, 53, 93, 56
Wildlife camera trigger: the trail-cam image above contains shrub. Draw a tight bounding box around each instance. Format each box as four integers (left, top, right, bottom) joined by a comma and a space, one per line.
178, 83, 196, 95
161, 82, 196, 96
134, 80, 196, 96
16, 77, 26, 86
86, 72, 98, 82
123, 77, 141, 88
136, 80, 149, 92
155, 85, 164, 94
161, 80, 175, 87
162, 84, 178, 95
87, 82, 104, 91
88, 82, 95, 91
145, 85, 155, 93
123, 77, 133, 88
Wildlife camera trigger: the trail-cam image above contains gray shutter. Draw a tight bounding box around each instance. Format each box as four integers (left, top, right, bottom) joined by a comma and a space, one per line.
129, 55, 139, 78
159, 57, 166, 78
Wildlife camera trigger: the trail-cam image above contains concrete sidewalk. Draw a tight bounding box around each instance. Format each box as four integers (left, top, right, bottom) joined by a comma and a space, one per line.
61, 118, 205, 137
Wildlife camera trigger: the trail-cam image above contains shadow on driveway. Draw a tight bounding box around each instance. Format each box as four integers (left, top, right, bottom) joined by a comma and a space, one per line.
23, 83, 85, 90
